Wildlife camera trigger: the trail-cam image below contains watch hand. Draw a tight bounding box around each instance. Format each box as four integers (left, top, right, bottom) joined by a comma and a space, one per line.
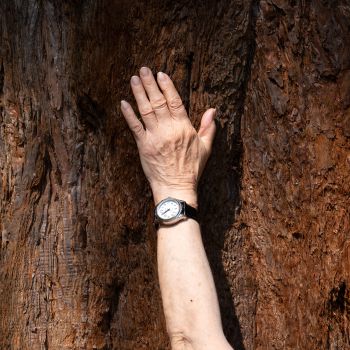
162, 208, 170, 215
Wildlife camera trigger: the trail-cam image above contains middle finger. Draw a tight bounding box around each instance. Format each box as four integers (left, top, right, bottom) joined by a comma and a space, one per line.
139, 67, 170, 121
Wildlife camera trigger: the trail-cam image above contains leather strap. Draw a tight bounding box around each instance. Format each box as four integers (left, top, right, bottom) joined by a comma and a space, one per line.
183, 202, 198, 222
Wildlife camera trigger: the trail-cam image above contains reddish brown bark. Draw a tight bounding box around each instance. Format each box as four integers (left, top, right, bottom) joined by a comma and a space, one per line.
0, 1, 349, 349
240, 1, 350, 349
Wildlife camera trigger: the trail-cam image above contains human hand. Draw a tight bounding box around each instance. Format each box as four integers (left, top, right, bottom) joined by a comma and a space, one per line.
120, 67, 216, 208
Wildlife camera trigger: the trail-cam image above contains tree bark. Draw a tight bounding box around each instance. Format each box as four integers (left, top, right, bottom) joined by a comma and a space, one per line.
0, 1, 349, 349
240, 1, 350, 349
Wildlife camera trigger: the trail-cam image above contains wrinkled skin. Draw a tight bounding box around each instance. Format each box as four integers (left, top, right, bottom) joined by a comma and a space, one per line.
120, 67, 216, 207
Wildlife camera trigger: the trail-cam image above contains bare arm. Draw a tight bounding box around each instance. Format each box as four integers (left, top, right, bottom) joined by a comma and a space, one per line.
157, 219, 232, 349
121, 67, 233, 350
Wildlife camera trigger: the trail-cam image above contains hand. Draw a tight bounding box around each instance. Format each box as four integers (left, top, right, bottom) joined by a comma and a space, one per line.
120, 67, 216, 208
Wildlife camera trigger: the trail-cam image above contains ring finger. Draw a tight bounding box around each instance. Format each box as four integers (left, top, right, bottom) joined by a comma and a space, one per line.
130, 75, 157, 131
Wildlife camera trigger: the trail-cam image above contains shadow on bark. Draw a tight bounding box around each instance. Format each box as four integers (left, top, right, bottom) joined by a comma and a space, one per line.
199, 124, 246, 350
198, 2, 258, 349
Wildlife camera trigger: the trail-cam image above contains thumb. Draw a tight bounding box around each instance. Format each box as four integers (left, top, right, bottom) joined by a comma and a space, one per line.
198, 108, 216, 152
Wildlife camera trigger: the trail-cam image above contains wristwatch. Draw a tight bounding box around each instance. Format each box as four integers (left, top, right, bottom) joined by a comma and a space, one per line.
154, 197, 198, 227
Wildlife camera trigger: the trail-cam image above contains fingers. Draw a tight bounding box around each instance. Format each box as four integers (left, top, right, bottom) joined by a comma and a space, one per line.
156, 72, 188, 119
139, 67, 170, 121
130, 75, 157, 131
120, 100, 145, 141
128, 68, 187, 131
198, 108, 216, 153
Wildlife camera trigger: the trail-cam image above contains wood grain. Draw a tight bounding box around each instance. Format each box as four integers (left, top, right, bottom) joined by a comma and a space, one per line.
0, 1, 349, 349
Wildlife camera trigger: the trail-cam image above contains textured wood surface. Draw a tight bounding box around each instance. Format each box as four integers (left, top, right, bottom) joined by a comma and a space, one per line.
240, 1, 350, 349
0, 1, 349, 349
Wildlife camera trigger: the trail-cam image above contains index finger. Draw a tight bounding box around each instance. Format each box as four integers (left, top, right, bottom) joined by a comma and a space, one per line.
156, 72, 188, 120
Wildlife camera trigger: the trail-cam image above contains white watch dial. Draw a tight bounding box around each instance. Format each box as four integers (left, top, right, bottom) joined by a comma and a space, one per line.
157, 200, 181, 220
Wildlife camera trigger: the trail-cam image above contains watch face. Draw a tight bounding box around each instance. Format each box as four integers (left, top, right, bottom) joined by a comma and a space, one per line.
156, 199, 181, 220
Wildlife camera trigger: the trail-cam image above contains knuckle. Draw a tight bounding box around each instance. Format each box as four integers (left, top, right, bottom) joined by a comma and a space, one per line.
132, 123, 144, 136
169, 97, 184, 111
151, 97, 167, 110
139, 107, 154, 118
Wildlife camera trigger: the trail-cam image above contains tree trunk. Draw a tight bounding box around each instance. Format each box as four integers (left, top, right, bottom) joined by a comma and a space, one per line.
0, 1, 349, 349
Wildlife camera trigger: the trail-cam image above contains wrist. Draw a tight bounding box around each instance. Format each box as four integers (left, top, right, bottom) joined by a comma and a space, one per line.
152, 187, 198, 209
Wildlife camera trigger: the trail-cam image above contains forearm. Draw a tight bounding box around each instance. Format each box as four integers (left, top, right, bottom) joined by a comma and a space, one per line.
121, 67, 231, 349
155, 191, 232, 349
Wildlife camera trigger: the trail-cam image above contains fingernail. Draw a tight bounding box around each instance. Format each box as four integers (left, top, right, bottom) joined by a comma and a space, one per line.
140, 67, 150, 76
131, 76, 141, 85
121, 100, 128, 109
157, 72, 167, 82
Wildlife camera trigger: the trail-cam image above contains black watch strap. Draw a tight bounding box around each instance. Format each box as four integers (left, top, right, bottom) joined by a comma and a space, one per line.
183, 202, 198, 222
